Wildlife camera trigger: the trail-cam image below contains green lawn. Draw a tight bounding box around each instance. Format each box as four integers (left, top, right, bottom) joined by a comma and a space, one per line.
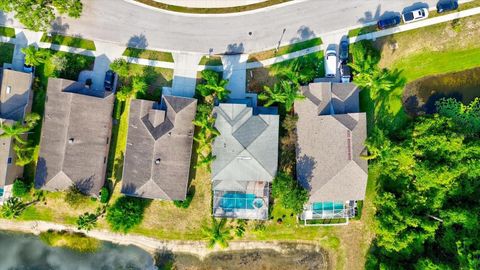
135, 0, 290, 13
248, 37, 323, 62
123, 48, 174, 62
0, 43, 14, 64
348, 25, 377, 38
199, 55, 223, 66
0, 26, 16, 38
41, 33, 96, 51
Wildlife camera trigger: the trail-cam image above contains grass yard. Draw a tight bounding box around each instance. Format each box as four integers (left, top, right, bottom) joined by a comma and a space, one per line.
248, 37, 322, 62
348, 25, 377, 38
198, 55, 223, 66
376, 13, 480, 82
0, 26, 16, 38
123, 48, 174, 62
135, 0, 290, 14
0, 43, 14, 64
41, 33, 96, 51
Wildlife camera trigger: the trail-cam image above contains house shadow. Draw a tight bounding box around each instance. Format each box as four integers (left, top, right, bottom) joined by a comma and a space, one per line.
296, 154, 316, 190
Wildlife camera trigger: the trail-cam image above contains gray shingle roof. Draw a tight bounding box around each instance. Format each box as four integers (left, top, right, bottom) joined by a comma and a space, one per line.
122, 95, 197, 200
212, 103, 279, 192
0, 69, 32, 188
295, 82, 368, 203
34, 78, 114, 196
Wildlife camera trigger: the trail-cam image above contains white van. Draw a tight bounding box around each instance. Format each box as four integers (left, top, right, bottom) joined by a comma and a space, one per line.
324, 49, 337, 78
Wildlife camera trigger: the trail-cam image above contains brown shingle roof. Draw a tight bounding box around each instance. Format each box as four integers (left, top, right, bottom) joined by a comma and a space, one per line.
121, 96, 197, 200
34, 78, 114, 196
295, 82, 368, 203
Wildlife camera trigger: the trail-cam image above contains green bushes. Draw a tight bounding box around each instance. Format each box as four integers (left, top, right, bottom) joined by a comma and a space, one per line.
272, 173, 308, 214
100, 187, 110, 204
64, 185, 89, 208
40, 33, 96, 50
39, 230, 100, 253
173, 187, 195, 209
106, 196, 150, 233
12, 179, 30, 197
0, 26, 15, 38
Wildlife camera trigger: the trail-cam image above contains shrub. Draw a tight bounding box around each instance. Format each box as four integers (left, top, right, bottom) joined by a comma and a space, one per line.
100, 187, 109, 204
64, 185, 89, 208
109, 58, 130, 78
272, 172, 308, 214
12, 179, 30, 197
39, 230, 100, 253
173, 187, 195, 209
106, 196, 150, 233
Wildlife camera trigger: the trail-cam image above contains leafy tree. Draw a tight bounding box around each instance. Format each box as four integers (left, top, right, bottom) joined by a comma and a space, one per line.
201, 218, 232, 249
76, 212, 97, 231
436, 97, 480, 135
0, 0, 83, 31
109, 58, 130, 78
173, 187, 194, 209
12, 179, 30, 197
131, 76, 148, 96
234, 219, 246, 238
21, 46, 50, 67
1, 197, 26, 219
272, 172, 308, 214
196, 152, 216, 172
64, 185, 88, 208
50, 54, 68, 73
258, 80, 304, 112
106, 196, 150, 233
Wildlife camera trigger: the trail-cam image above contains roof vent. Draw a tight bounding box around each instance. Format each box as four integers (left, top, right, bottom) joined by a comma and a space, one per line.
155, 158, 161, 165
68, 138, 74, 144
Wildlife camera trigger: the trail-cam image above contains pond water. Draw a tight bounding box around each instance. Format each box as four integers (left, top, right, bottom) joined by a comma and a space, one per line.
402, 67, 480, 115
0, 231, 328, 270
0, 231, 156, 270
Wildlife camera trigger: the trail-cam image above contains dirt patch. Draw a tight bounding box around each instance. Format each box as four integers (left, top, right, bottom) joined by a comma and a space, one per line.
246, 67, 279, 93
403, 67, 480, 115
157, 243, 329, 270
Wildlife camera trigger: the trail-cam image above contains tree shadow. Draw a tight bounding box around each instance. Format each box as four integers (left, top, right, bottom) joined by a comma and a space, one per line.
289, 25, 316, 43
225, 43, 244, 55
357, 5, 401, 24
50, 17, 70, 35
126, 33, 148, 49
154, 248, 176, 269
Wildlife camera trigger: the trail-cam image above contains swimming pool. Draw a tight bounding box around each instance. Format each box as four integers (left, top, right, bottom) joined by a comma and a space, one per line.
220, 193, 256, 210
313, 201, 345, 212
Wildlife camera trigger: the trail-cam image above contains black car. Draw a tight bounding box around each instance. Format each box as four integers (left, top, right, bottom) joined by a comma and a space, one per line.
339, 40, 349, 63
104, 70, 115, 91
377, 15, 401, 30
437, 0, 458, 13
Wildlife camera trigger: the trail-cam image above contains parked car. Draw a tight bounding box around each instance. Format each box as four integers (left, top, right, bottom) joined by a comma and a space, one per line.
437, 0, 458, 13
104, 70, 115, 91
324, 49, 337, 78
377, 15, 402, 29
339, 40, 349, 63
402, 8, 429, 23
340, 63, 351, 83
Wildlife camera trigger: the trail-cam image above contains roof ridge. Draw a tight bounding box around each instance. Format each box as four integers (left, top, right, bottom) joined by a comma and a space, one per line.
55, 89, 73, 185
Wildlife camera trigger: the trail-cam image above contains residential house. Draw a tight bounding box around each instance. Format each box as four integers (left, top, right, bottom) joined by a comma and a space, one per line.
34, 78, 114, 196
121, 95, 197, 200
212, 102, 279, 220
295, 82, 368, 224
0, 69, 33, 203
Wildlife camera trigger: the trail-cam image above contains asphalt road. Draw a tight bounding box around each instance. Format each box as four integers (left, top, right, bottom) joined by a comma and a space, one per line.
1, 0, 439, 54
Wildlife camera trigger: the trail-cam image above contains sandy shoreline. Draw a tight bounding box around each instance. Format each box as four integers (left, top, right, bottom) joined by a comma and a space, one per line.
0, 219, 328, 263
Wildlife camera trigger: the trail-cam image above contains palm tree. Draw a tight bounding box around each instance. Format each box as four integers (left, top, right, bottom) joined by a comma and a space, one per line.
201, 218, 232, 249
196, 70, 230, 102
77, 212, 98, 231
2, 197, 26, 219
196, 152, 216, 172
0, 121, 30, 145
24, 113, 40, 129
258, 83, 287, 107
21, 45, 49, 67
13, 144, 36, 166
282, 81, 305, 112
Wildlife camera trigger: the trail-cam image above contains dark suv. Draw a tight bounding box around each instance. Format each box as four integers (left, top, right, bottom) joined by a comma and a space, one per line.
339, 40, 349, 63
104, 70, 115, 91
377, 15, 401, 30
437, 0, 458, 13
